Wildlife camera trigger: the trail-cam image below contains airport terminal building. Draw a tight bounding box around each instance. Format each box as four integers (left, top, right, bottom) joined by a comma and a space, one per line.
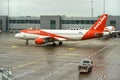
0, 15, 120, 32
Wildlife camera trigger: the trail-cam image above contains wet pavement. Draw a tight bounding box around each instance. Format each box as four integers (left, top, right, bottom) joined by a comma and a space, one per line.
0, 33, 120, 80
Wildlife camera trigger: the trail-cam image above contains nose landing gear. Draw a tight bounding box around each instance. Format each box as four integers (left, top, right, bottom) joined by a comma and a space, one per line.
26, 40, 28, 45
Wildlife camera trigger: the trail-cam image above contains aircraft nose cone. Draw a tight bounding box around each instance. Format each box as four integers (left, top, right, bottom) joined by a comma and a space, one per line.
15, 33, 18, 38
15, 33, 21, 38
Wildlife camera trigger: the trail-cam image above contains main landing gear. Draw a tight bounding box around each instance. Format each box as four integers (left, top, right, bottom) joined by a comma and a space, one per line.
59, 41, 63, 46
52, 42, 57, 46
25, 40, 63, 46
52, 41, 63, 46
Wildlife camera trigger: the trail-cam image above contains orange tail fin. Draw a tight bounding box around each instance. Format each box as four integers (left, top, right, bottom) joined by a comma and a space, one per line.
90, 14, 108, 32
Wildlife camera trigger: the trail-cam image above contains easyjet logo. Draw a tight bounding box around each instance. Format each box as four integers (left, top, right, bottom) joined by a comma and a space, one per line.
94, 15, 107, 30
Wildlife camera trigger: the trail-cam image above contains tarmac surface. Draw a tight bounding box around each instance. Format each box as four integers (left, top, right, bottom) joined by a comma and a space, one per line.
0, 33, 120, 80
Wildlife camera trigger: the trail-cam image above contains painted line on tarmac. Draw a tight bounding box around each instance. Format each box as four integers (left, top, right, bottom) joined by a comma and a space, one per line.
97, 74, 106, 80
39, 63, 74, 80
39, 71, 58, 80
95, 39, 116, 80
104, 45, 119, 60
84, 39, 115, 58
15, 70, 33, 78
88, 39, 115, 59
87, 40, 115, 80
13, 58, 45, 70
87, 45, 109, 59
14, 58, 45, 78
12, 45, 18, 48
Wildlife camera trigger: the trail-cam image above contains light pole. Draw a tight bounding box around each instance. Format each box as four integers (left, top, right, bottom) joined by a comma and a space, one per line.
8, 0, 9, 31
103, 0, 105, 13
91, 0, 93, 17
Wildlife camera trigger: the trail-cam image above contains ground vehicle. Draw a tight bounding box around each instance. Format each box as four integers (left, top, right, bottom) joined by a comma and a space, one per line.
78, 58, 93, 73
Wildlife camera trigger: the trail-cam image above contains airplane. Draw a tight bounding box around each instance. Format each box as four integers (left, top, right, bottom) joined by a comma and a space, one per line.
15, 14, 109, 46
69, 26, 117, 38
104, 26, 115, 32
104, 26, 120, 38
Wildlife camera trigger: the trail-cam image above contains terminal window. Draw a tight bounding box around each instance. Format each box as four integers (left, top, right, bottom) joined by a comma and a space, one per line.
76, 20, 80, 24
9, 20, 40, 24
71, 20, 76, 24
86, 20, 90, 24
61, 20, 97, 24
50, 20, 56, 29
110, 20, 116, 26
66, 20, 71, 24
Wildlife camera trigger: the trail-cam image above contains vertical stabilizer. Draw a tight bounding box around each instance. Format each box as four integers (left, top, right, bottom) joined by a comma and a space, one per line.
90, 14, 108, 32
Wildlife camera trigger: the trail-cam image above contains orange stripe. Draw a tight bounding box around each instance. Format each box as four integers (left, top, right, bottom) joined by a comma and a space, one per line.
21, 29, 70, 40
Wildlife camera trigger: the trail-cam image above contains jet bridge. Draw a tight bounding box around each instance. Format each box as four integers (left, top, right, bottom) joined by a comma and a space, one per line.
0, 66, 16, 80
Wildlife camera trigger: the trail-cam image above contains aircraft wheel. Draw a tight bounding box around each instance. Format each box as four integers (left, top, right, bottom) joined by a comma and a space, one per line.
26, 40, 28, 45
59, 41, 63, 46
52, 42, 57, 46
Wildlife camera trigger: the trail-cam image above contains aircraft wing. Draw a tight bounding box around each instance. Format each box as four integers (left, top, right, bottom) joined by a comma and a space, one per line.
110, 31, 120, 34
53, 37, 67, 41
38, 35, 67, 41
109, 31, 120, 37
38, 35, 51, 39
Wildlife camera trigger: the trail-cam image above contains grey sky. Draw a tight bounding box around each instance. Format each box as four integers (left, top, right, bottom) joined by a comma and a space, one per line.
0, 0, 120, 17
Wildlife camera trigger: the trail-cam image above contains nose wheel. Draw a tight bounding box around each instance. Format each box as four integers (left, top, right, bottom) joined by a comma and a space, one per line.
26, 40, 28, 45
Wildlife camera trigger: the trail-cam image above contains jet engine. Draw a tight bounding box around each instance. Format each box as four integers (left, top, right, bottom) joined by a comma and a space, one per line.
35, 38, 45, 44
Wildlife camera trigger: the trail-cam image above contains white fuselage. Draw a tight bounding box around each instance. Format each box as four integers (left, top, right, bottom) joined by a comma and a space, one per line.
15, 29, 88, 41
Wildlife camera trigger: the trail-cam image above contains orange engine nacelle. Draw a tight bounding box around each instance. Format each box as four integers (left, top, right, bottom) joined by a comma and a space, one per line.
35, 38, 45, 44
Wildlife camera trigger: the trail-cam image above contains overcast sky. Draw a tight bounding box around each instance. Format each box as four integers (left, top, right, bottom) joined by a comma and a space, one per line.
0, 0, 120, 17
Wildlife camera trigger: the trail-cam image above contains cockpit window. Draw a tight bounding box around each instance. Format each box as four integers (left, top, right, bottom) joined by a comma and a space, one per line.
83, 61, 89, 63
